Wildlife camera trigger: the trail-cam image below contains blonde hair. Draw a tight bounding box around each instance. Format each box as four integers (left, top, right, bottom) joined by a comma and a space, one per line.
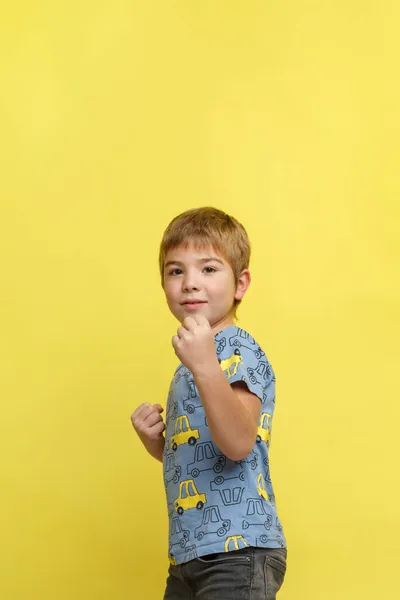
159, 207, 251, 316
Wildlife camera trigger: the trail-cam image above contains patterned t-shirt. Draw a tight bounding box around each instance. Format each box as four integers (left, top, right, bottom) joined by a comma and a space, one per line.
163, 325, 286, 565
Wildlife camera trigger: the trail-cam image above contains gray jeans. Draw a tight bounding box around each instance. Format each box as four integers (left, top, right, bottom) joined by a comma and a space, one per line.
163, 547, 287, 600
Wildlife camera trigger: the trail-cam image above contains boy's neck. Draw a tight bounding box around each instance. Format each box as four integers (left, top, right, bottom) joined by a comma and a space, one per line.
210, 315, 236, 336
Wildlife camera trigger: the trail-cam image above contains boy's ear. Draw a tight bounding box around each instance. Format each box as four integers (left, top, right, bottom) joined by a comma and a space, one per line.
234, 269, 251, 301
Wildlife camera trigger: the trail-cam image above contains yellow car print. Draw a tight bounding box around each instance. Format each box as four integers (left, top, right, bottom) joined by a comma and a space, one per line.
256, 412, 271, 445
174, 479, 207, 515
171, 415, 200, 451
257, 473, 269, 502
219, 349, 243, 378
225, 535, 249, 552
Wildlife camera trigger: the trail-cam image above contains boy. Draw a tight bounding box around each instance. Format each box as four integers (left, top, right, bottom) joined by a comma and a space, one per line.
131, 207, 287, 599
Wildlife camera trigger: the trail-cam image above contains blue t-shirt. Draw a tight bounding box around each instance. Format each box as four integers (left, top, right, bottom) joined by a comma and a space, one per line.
163, 325, 286, 565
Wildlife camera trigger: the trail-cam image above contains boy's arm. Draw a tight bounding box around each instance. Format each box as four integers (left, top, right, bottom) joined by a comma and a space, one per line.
193, 362, 260, 461
143, 436, 165, 463
131, 403, 166, 463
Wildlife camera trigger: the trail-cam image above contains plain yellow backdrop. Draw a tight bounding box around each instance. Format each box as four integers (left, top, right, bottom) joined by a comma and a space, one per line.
1, 1, 399, 599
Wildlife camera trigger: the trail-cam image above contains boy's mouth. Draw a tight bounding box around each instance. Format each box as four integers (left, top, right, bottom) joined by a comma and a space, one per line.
181, 299, 207, 307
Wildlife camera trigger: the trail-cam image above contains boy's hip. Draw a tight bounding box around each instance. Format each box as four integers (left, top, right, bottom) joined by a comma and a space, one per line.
164, 546, 287, 600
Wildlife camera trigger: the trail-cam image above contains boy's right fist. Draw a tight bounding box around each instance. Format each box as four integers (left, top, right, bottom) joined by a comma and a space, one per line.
131, 403, 165, 443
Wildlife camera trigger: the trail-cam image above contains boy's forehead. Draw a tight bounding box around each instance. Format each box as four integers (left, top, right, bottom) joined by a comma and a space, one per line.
165, 243, 226, 263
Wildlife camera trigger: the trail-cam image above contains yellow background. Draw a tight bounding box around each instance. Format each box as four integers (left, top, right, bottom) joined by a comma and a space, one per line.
1, 1, 399, 598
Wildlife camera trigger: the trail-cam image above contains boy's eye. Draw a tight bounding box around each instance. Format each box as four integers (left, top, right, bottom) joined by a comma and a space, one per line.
167, 266, 217, 276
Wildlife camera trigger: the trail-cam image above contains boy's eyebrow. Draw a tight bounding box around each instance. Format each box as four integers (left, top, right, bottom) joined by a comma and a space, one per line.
164, 257, 225, 268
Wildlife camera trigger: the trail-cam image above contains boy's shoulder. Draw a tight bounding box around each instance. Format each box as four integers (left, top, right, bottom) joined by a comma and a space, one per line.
214, 325, 265, 358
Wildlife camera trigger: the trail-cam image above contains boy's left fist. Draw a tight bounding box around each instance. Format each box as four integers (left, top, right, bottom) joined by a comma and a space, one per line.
172, 315, 217, 375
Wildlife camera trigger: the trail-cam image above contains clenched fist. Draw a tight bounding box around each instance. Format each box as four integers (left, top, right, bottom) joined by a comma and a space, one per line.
172, 315, 217, 376
131, 403, 166, 462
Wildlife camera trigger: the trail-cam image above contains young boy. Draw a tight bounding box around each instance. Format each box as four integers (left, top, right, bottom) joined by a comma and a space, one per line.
131, 207, 287, 599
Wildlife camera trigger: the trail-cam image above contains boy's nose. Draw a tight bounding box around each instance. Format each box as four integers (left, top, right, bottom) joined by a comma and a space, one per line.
182, 275, 200, 292
183, 282, 200, 292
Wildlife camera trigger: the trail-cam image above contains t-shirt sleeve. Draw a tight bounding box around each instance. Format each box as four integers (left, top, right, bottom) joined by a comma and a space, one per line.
215, 328, 267, 403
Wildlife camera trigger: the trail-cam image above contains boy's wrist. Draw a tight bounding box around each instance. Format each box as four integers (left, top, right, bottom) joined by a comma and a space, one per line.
192, 357, 221, 381
143, 436, 165, 462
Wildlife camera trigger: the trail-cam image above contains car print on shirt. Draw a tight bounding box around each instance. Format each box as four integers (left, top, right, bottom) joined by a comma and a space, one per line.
257, 472, 269, 502
194, 505, 231, 541
183, 396, 203, 414
183, 544, 198, 561
209, 482, 245, 506
215, 336, 226, 354
256, 413, 272, 445
218, 349, 243, 378
276, 535, 285, 548
253, 359, 274, 383
225, 535, 249, 552
236, 449, 258, 470
187, 442, 226, 478
276, 517, 283, 532
211, 471, 245, 486
181, 379, 201, 414
166, 385, 178, 422
169, 517, 190, 555
170, 415, 200, 451
166, 397, 178, 422
174, 479, 207, 515
256, 534, 269, 546
164, 452, 182, 487
242, 497, 273, 532
263, 456, 272, 483
174, 364, 186, 384
229, 330, 264, 359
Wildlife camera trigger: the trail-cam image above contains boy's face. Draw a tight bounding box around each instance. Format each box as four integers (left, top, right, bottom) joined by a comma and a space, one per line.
163, 243, 250, 334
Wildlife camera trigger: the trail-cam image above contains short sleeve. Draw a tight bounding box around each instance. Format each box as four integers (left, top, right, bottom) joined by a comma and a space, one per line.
215, 326, 269, 403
